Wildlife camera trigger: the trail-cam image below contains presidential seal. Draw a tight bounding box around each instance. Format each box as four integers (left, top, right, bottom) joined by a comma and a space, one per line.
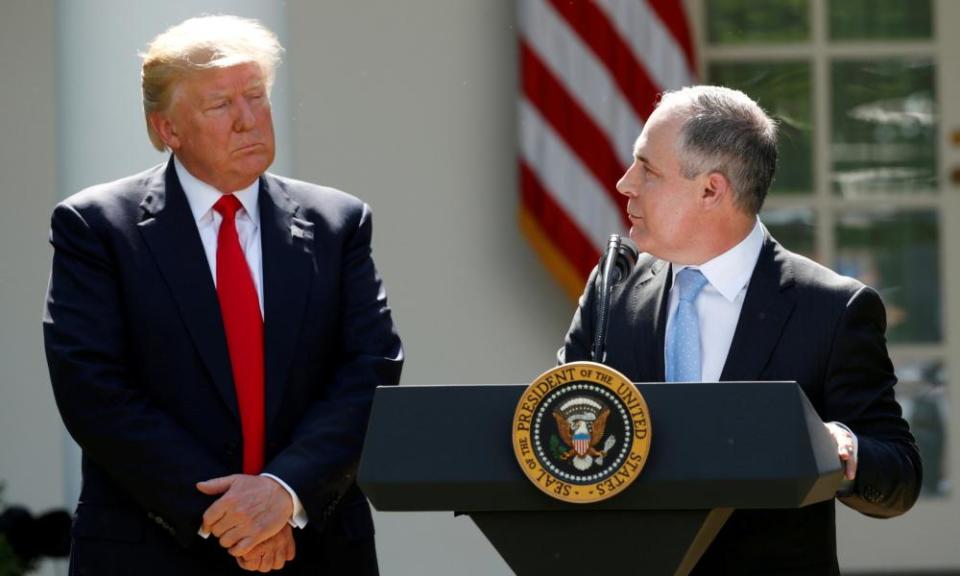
512, 361, 651, 503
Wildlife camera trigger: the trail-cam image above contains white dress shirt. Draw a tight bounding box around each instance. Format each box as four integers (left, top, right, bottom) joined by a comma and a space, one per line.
175, 158, 308, 531
664, 218, 764, 382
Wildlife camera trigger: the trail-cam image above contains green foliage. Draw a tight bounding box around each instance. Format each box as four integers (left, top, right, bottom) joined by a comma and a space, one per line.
0, 534, 31, 576
549, 435, 569, 460
830, 59, 937, 194
708, 61, 813, 195
707, 0, 809, 45
829, 0, 932, 40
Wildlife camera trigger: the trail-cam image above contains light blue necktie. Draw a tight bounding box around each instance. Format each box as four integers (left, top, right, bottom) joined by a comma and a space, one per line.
666, 268, 709, 382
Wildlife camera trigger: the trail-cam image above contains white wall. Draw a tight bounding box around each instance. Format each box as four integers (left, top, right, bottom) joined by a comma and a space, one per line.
0, 3, 62, 575
286, 1, 572, 388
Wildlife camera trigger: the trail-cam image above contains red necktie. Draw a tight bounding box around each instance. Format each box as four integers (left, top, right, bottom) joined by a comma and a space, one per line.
213, 195, 264, 474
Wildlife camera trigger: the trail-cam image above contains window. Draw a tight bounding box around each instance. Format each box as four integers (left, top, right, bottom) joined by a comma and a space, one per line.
703, 0, 946, 497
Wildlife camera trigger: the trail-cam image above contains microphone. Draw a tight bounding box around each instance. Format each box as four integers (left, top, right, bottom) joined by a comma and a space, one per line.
592, 234, 639, 363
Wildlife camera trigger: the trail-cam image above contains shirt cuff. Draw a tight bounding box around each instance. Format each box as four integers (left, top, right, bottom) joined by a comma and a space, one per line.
262, 473, 309, 529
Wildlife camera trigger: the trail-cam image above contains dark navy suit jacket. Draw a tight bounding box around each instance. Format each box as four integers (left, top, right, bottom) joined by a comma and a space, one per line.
560, 232, 921, 575
44, 158, 403, 574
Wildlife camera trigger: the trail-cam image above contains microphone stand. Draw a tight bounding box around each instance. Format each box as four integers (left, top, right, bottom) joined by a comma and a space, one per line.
593, 235, 623, 363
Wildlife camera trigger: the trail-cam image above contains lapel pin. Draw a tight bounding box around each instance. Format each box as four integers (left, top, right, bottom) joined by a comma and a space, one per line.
290, 224, 313, 241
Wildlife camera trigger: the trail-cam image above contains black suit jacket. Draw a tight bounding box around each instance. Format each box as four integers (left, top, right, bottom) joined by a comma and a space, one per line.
560, 232, 921, 575
43, 159, 403, 574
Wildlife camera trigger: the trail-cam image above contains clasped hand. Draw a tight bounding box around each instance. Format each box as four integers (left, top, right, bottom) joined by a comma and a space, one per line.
197, 474, 296, 572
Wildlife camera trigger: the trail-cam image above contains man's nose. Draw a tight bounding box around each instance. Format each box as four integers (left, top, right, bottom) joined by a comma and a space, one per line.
616, 170, 634, 198
233, 99, 256, 131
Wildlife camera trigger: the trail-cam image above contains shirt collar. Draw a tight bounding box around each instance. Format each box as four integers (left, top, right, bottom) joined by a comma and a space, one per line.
671, 218, 764, 303
174, 156, 260, 225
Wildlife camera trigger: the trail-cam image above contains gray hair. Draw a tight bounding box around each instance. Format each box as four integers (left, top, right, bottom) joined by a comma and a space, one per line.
140, 15, 284, 151
658, 86, 778, 215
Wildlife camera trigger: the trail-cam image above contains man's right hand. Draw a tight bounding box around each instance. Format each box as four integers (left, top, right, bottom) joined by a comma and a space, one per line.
236, 524, 296, 573
197, 474, 294, 557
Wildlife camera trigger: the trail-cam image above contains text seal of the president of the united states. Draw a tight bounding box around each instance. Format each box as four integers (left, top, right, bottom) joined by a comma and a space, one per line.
512, 361, 652, 503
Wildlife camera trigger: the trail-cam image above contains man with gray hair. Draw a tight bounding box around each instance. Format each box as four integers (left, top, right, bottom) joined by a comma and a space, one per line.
43, 15, 401, 574
560, 85, 921, 574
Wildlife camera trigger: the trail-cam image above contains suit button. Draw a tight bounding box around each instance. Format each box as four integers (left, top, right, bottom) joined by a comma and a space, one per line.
863, 486, 882, 503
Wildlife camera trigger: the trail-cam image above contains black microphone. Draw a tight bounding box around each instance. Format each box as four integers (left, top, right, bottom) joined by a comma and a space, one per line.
592, 234, 639, 363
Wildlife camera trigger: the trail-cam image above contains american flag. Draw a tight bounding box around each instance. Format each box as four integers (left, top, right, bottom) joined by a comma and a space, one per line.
518, 0, 697, 298
573, 432, 591, 456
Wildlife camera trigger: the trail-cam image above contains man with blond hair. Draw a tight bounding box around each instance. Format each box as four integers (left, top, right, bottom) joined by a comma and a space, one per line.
561, 85, 921, 574
44, 15, 401, 574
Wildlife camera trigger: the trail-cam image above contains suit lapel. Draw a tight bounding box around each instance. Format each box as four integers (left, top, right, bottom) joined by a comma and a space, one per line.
627, 259, 671, 382
137, 159, 238, 419
720, 234, 797, 381
259, 176, 314, 432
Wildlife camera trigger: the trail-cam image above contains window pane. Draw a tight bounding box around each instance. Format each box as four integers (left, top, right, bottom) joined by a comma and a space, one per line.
835, 210, 940, 343
761, 207, 816, 260
895, 359, 948, 497
709, 62, 812, 194
831, 59, 937, 196
707, 0, 809, 44
829, 0, 933, 41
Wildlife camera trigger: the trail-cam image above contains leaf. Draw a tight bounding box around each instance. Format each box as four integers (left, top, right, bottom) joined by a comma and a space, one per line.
549, 435, 569, 460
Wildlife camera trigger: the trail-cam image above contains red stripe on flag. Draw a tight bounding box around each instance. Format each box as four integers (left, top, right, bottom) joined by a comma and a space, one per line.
521, 41, 628, 226
547, 0, 660, 122
646, 0, 698, 77
520, 161, 600, 280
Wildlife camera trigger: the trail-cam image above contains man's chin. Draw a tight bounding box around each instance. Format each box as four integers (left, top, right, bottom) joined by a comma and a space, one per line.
234, 154, 273, 177
628, 230, 660, 259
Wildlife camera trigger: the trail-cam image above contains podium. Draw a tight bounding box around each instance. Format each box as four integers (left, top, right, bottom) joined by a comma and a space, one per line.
358, 381, 842, 575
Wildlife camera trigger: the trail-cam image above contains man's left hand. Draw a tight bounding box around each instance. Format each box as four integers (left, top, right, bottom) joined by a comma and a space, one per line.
824, 422, 858, 481
197, 474, 294, 557
237, 524, 296, 572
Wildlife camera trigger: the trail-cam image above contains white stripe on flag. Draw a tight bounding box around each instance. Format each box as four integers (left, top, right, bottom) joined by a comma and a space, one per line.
519, 0, 642, 165
595, 0, 696, 90
520, 98, 625, 250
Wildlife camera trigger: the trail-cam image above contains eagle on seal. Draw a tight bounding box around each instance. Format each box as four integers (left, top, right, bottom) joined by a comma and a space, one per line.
553, 397, 614, 471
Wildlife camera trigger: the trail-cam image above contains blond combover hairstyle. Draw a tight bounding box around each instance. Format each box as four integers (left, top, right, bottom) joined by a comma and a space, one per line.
141, 15, 284, 151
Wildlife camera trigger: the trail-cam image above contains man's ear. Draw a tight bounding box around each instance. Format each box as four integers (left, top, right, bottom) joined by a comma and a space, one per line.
148, 111, 181, 151
701, 171, 732, 210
